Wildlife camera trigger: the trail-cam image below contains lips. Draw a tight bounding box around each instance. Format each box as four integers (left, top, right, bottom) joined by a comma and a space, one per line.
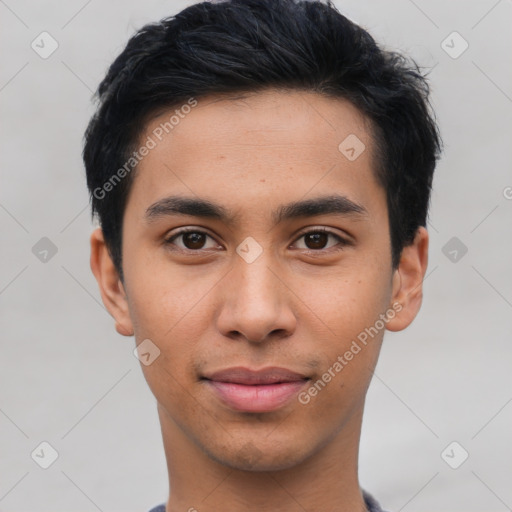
202, 366, 309, 385
202, 366, 310, 412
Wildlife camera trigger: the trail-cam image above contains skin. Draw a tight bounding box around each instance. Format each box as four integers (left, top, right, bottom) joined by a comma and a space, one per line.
90, 89, 428, 512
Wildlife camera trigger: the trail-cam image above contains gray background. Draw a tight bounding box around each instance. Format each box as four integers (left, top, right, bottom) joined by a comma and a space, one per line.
1, 0, 511, 511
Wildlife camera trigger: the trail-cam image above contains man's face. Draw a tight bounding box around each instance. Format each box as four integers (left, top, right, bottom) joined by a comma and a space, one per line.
107, 90, 403, 470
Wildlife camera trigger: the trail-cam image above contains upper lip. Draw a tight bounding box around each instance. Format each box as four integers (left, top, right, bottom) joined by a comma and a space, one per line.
202, 366, 309, 385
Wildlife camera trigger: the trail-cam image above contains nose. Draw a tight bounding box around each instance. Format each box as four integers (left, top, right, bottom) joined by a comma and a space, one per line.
215, 253, 297, 344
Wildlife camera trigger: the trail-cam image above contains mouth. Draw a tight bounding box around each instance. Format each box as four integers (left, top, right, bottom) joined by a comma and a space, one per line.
201, 366, 310, 413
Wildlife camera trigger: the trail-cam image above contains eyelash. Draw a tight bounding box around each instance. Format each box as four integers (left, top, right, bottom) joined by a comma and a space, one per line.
164, 227, 350, 255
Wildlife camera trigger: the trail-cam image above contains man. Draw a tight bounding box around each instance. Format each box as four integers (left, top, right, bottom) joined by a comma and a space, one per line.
84, 0, 442, 510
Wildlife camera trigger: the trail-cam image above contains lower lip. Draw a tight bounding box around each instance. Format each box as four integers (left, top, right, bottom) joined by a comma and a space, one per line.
204, 379, 309, 412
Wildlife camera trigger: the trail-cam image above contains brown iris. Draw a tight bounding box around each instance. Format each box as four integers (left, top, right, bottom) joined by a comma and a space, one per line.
304, 232, 329, 250
182, 232, 207, 250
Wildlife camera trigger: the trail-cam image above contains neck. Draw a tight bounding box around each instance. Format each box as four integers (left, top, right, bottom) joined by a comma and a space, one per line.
157, 403, 368, 512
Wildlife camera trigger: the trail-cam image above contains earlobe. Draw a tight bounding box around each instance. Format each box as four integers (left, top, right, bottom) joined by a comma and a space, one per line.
90, 227, 134, 337
386, 226, 429, 332
115, 321, 134, 337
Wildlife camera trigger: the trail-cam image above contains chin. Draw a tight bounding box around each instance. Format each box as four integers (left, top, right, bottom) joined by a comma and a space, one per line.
207, 437, 311, 472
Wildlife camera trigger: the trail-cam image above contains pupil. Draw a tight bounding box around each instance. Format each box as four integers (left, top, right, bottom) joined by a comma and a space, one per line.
307, 232, 327, 249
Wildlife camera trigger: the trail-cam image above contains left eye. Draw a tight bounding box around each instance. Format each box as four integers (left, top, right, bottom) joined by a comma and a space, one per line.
293, 229, 347, 251
164, 228, 348, 252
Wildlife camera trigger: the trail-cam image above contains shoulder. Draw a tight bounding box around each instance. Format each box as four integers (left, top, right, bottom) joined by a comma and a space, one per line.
363, 489, 391, 512
147, 504, 166, 512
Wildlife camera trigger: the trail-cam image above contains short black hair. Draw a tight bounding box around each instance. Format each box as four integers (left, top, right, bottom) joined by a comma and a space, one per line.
83, 0, 442, 279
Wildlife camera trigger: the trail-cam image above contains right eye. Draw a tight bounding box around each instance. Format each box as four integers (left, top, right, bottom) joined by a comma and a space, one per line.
164, 228, 222, 252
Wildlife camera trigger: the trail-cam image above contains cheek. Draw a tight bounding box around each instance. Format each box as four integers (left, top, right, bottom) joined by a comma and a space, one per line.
296, 268, 391, 338
125, 253, 215, 336
293, 268, 390, 396
125, 267, 207, 415
124, 259, 224, 390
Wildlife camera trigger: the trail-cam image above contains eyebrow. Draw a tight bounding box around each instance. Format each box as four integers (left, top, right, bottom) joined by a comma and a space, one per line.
144, 194, 368, 225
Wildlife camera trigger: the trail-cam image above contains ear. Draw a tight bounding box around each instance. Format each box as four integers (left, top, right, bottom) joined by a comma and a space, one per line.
90, 227, 134, 337
386, 226, 429, 332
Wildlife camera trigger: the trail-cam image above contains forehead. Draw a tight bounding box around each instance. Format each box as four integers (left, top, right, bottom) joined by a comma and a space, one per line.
128, 89, 384, 223
144, 89, 373, 157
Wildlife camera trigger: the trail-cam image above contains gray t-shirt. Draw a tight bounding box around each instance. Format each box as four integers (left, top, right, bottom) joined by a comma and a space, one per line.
147, 490, 389, 512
